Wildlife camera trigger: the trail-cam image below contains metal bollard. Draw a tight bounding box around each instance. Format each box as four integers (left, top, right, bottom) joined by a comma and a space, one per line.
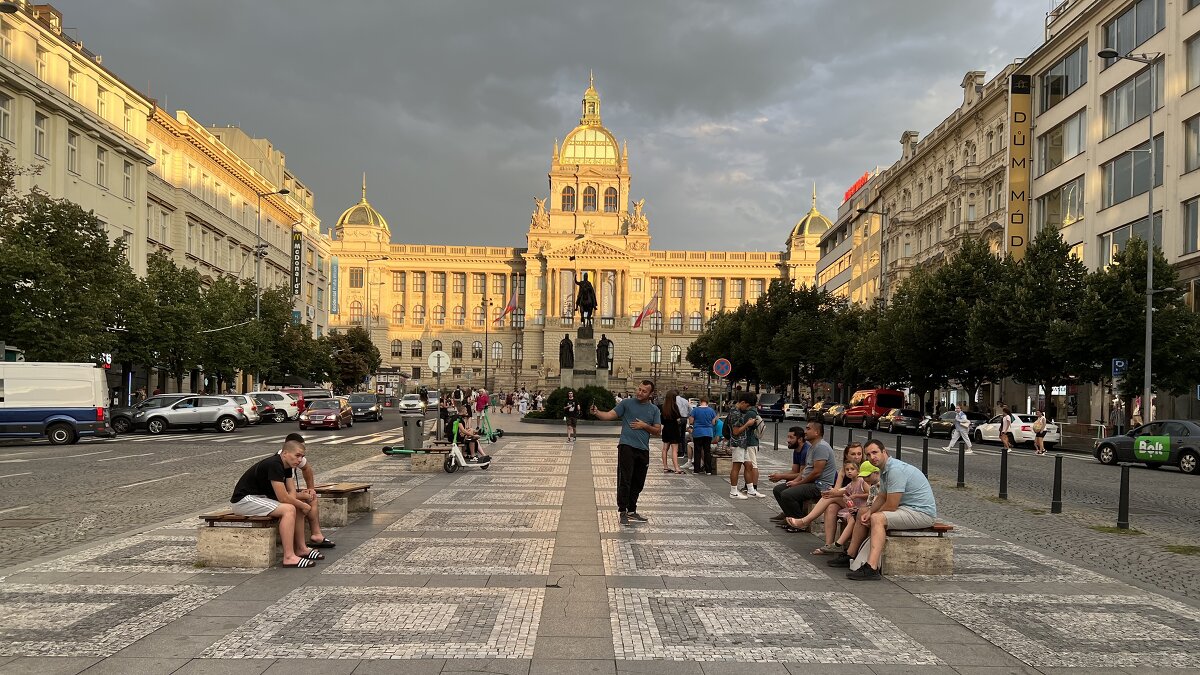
921, 438, 929, 476
866, 429, 873, 442
999, 446, 1008, 500
1117, 464, 1131, 529
827, 424, 833, 443
956, 441, 966, 488
1050, 454, 1063, 514
895, 434, 903, 460
774, 420, 779, 451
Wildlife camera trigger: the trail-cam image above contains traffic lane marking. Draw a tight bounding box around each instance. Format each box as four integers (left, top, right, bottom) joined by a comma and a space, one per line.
0, 505, 32, 515
116, 473, 191, 490
0, 472, 33, 479
150, 449, 227, 465
95, 453, 156, 462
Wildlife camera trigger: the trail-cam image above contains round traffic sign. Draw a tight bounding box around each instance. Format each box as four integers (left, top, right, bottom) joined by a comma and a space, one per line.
713, 358, 732, 378
427, 350, 451, 374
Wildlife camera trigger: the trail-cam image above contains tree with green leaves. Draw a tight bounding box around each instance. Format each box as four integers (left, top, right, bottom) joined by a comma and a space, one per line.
327, 326, 381, 393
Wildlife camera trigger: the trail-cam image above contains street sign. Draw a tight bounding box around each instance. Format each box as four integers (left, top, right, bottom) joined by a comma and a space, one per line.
428, 350, 451, 374
1112, 358, 1128, 379
713, 358, 732, 378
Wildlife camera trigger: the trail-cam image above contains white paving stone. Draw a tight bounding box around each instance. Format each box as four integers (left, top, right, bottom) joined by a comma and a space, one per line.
324, 537, 554, 575
603, 540, 824, 578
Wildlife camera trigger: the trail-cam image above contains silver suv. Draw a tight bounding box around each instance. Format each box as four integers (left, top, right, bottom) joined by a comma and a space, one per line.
133, 395, 249, 434
248, 390, 301, 422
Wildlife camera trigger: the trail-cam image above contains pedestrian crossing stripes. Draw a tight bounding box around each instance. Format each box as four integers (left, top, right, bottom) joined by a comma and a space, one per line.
123, 431, 410, 447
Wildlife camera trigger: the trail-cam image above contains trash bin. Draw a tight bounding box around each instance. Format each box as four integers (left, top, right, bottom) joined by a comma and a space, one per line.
401, 414, 425, 450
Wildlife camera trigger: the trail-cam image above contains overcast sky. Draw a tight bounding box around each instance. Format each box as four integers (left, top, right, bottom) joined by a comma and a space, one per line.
56, 0, 1045, 251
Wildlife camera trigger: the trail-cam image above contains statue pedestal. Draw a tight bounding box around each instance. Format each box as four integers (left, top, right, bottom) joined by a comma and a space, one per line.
559, 325, 608, 390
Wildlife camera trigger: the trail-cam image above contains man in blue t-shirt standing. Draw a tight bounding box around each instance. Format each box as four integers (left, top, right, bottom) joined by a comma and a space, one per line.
689, 397, 718, 475
592, 379, 663, 526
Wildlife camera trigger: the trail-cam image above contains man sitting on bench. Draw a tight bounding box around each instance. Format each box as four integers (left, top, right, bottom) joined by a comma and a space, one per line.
280, 433, 334, 549
828, 438, 937, 581
451, 405, 491, 463
230, 438, 324, 568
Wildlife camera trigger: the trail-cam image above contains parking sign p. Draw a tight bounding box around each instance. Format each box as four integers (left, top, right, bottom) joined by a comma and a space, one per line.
1112, 358, 1128, 379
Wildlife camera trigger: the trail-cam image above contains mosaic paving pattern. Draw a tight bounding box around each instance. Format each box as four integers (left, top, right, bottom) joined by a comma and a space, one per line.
603, 540, 824, 578
423, 489, 565, 506
24, 534, 263, 575
595, 490, 730, 508
598, 510, 764, 535
324, 538, 554, 575
451, 474, 567, 488
919, 592, 1200, 668
386, 508, 561, 532
322, 474, 431, 487
593, 474, 694, 490
484, 463, 569, 475
204, 586, 543, 659
0, 584, 229, 657
610, 588, 940, 663
892, 542, 1112, 583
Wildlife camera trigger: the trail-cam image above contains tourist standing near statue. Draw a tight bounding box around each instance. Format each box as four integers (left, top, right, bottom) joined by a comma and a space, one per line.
591, 380, 662, 526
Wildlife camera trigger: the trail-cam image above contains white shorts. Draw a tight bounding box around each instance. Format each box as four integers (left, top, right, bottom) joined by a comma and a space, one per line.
883, 506, 935, 530
731, 445, 758, 467
231, 495, 280, 516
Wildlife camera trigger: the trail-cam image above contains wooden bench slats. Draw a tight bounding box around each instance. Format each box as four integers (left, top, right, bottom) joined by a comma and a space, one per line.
199, 511, 278, 527
887, 522, 955, 538
313, 482, 371, 494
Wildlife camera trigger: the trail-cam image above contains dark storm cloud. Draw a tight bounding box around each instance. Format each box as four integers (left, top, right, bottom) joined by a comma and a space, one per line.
54, 0, 1043, 250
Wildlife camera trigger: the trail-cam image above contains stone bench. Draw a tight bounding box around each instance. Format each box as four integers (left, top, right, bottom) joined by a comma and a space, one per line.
884, 522, 954, 575
411, 448, 450, 473
313, 482, 372, 528
197, 511, 284, 568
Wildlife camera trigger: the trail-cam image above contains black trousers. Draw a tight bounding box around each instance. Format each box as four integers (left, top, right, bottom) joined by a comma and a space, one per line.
693, 435, 714, 473
775, 482, 822, 518
616, 443, 650, 513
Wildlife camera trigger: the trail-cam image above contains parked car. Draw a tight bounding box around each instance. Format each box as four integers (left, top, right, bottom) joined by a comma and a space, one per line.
821, 404, 847, 427
1093, 420, 1200, 474
425, 392, 440, 410
299, 397, 355, 430
348, 393, 384, 421
877, 408, 926, 434
110, 393, 191, 434
0, 362, 115, 444
756, 392, 785, 420
806, 400, 831, 422
249, 390, 300, 422
924, 410, 988, 439
281, 387, 333, 413
226, 394, 260, 425
974, 413, 1060, 448
251, 395, 277, 423
783, 403, 806, 420
133, 395, 248, 434
398, 393, 425, 412
842, 388, 906, 429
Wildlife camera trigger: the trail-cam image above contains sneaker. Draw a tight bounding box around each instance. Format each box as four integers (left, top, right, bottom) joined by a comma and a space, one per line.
827, 553, 852, 568
847, 563, 882, 581
747, 488, 766, 498
942, 447, 954, 453
963, 449, 975, 455
626, 512, 649, 523
619, 512, 630, 526
729, 489, 748, 500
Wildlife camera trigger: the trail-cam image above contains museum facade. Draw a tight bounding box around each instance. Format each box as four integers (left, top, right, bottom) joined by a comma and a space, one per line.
328, 78, 829, 393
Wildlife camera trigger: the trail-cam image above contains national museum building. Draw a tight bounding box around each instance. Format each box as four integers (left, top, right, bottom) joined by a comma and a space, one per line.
328, 79, 828, 393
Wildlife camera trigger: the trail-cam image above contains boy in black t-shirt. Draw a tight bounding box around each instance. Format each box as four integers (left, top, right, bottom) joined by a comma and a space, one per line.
230, 439, 323, 568
564, 391, 579, 444
449, 406, 490, 462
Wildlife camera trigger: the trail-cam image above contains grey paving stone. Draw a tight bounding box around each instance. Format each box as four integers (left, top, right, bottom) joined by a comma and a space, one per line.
890, 542, 1112, 584
529, 660, 615, 675
532, 637, 614, 660
349, 659, 446, 673
597, 511, 765, 535
700, 664, 790, 675
439, 658, 531, 674
261, 657, 360, 674
76, 657, 190, 675
424, 489, 566, 506
0, 657, 100, 675
114, 634, 223, 659
602, 540, 822, 579
616, 662, 703, 675
534, 616, 612, 638
387, 509, 561, 532
22, 535, 262, 577
325, 537, 554, 575
783, 665, 877, 675
170, 659, 276, 674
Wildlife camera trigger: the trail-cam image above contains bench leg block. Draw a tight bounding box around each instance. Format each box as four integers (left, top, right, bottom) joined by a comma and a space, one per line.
318, 496, 349, 528
885, 535, 953, 575
715, 456, 732, 476
197, 526, 279, 568
346, 491, 373, 513
411, 453, 446, 473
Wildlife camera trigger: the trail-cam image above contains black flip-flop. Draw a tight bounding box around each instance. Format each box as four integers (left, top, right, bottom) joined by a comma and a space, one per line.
282, 558, 316, 568
310, 538, 336, 548
302, 550, 325, 560
784, 526, 806, 533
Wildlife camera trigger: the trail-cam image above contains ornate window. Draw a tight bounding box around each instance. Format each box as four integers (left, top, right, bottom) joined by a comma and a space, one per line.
350, 268, 364, 288
472, 341, 484, 359
669, 311, 683, 332
433, 305, 445, 326
431, 339, 443, 352
412, 305, 426, 325
392, 271, 405, 292
392, 304, 405, 324
492, 341, 502, 360
472, 305, 486, 327
349, 301, 363, 323
452, 340, 463, 358
604, 187, 618, 212
650, 345, 661, 363
671, 345, 682, 363
561, 186, 575, 212
453, 305, 465, 326
648, 311, 663, 332
390, 340, 403, 358
411, 340, 423, 358
513, 308, 525, 328
512, 343, 523, 361
432, 272, 446, 293
690, 312, 703, 332
582, 186, 597, 212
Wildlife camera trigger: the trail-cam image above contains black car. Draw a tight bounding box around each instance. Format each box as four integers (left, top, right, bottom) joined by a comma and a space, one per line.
924, 410, 988, 439
807, 401, 831, 422
251, 395, 278, 423
109, 393, 191, 434
1093, 420, 1200, 474
756, 393, 785, 421
348, 393, 384, 421
821, 404, 847, 427
878, 408, 926, 434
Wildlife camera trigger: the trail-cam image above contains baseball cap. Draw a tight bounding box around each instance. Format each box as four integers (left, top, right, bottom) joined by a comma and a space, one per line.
857, 460, 879, 477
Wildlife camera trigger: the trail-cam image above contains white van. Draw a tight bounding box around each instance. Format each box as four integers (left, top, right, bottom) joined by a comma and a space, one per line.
0, 362, 113, 444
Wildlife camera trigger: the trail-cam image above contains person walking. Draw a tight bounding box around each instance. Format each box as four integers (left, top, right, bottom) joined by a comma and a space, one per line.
564, 390, 579, 444
999, 404, 1015, 452
1032, 408, 1048, 455
591, 380, 663, 526
689, 397, 717, 475
944, 401, 973, 453
660, 389, 684, 474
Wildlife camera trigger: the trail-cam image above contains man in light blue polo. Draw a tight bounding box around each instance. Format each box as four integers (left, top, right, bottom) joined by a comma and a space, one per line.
591, 380, 663, 526
829, 438, 937, 580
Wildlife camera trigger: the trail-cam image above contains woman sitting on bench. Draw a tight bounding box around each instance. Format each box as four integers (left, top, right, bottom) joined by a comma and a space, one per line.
451, 406, 491, 463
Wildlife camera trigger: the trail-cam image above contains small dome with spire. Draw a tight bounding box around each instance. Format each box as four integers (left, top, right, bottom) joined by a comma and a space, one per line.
336, 173, 389, 230
559, 72, 619, 166
790, 185, 832, 240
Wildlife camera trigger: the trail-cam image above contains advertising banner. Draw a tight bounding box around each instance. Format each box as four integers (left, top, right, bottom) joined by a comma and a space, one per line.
330, 257, 340, 314
291, 231, 303, 297
1006, 74, 1032, 261
1134, 436, 1170, 462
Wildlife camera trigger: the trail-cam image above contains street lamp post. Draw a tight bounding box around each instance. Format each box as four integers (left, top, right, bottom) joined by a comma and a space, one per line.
363, 256, 389, 335
1098, 48, 1161, 423
255, 188, 290, 322
856, 206, 889, 305
482, 297, 494, 393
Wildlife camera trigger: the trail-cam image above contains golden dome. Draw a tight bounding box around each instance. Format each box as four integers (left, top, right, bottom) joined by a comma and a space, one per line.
561, 72, 620, 165
791, 185, 831, 239
336, 174, 389, 230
